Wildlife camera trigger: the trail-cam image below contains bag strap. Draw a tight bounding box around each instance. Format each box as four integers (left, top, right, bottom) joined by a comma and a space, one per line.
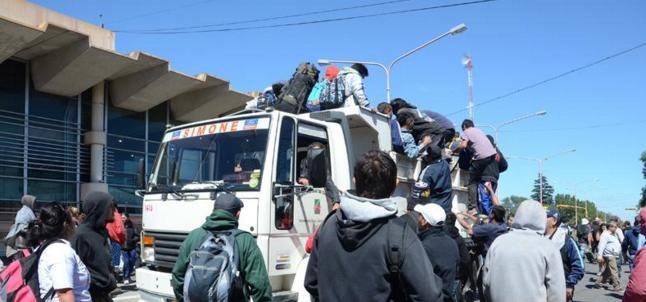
386, 220, 407, 301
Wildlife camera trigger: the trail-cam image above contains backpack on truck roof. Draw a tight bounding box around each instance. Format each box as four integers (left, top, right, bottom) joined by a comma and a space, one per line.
276, 63, 319, 114
183, 229, 246, 302
318, 75, 347, 110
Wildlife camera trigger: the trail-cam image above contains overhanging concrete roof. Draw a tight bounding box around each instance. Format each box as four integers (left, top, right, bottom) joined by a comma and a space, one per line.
0, 0, 252, 121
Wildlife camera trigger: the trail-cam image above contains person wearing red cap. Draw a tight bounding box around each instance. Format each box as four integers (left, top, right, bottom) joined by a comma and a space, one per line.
623, 207, 646, 302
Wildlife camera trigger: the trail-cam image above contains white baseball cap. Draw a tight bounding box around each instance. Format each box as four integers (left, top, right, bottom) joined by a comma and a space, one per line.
413, 203, 446, 226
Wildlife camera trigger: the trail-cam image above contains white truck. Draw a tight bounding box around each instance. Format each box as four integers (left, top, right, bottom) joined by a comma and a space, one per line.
135, 106, 467, 301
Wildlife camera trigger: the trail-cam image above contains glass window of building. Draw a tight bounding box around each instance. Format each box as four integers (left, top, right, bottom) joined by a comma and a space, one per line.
0, 60, 26, 202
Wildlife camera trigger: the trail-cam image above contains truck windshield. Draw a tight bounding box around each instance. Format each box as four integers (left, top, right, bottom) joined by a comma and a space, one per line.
150, 117, 270, 191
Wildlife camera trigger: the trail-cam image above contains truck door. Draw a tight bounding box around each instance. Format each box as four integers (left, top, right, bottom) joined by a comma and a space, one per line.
269, 118, 331, 277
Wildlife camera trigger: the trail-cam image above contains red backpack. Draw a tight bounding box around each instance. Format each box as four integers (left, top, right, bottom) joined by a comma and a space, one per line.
0, 241, 57, 302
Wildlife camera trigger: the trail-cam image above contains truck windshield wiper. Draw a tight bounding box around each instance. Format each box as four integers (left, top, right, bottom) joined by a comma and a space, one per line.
150, 183, 185, 199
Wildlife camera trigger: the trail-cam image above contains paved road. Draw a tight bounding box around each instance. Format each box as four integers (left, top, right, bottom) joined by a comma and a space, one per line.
574, 261, 630, 302
113, 261, 633, 302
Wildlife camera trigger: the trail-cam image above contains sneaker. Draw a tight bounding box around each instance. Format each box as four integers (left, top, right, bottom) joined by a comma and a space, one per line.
123, 280, 130, 286
611, 286, 623, 292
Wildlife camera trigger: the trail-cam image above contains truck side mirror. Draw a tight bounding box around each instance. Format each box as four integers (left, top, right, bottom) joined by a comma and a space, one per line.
136, 158, 145, 189
306, 148, 328, 188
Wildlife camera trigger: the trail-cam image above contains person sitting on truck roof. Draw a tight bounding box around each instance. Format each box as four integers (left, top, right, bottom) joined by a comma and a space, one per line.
377, 102, 404, 153
337, 63, 369, 108
171, 193, 271, 302
304, 150, 444, 302
398, 111, 432, 159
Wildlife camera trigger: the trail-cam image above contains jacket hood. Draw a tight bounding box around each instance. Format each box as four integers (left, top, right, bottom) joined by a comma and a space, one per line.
339, 191, 400, 223
82, 191, 113, 231
549, 224, 568, 249
338, 67, 359, 76
511, 200, 546, 233
335, 211, 389, 251
21, 195, 36, 208
202, 209, 239, 231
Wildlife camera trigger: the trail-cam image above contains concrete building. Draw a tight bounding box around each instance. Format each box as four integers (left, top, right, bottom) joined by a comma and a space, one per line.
0, 0, 252, 223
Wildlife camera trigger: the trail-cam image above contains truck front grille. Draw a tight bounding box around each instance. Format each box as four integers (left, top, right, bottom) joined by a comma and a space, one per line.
146, 231, 188, 269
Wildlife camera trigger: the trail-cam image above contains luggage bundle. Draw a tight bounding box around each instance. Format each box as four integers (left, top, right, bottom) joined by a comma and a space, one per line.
275, 63, 320, 114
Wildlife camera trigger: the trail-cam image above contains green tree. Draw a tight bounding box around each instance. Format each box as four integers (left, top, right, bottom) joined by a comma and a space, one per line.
531, 174, 555, 205
501, 195, 527, 215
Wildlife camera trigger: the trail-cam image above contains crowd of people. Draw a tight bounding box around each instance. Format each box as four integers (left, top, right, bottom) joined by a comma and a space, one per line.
2, 193, 139, 302
2, 62, 645, 302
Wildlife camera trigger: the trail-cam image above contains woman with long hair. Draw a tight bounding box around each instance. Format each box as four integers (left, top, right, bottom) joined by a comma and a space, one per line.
28, 203, 91, 302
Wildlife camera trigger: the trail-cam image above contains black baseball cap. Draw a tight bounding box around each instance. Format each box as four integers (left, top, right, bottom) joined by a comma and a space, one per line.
214, 192, 244, 213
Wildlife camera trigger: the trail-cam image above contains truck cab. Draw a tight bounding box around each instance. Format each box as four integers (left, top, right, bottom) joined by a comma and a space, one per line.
135, 106, 466, 301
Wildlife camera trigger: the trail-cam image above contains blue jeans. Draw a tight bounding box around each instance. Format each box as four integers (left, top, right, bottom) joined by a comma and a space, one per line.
110, 241, 122, 267
122, 249, 137, 281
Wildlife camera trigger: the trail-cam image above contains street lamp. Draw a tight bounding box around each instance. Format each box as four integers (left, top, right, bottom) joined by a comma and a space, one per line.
479, 110, 547, 143
508, 148, 576, 204
318, 23, 467, 102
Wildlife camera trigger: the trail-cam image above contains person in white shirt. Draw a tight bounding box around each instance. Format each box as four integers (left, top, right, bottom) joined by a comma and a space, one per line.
596, 221, 622, 291
28, 203, 91, 302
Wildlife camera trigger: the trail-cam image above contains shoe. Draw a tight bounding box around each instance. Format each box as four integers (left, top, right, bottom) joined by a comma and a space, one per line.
611, 286, 623, 292
123, 280, 130, 285
596, 272, 603, 276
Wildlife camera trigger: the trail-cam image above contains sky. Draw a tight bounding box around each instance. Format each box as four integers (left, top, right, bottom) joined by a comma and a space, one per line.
33, 0, 646, 220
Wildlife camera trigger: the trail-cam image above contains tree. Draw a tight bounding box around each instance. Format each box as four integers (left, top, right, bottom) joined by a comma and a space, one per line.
641, 151, 646, 207
531, 174, 555, 205
501, 195, 527, 215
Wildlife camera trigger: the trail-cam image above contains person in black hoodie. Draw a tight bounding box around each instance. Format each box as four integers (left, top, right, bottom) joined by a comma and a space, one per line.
413, 203, 460, 302
444, 213, 472, 289
121, 213, 139, 285
305, 150, 443, 302
72, 191, 117, 302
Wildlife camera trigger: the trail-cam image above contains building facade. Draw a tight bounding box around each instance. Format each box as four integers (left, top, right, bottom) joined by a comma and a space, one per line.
0, 0, 251, 214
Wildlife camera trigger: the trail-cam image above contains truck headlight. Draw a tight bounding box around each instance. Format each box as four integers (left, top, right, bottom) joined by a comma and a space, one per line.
142, 247, 155, 262
142, 235, 155, 262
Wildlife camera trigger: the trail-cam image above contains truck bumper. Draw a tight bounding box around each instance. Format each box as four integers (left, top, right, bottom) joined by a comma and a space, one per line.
136, 267, 174, 301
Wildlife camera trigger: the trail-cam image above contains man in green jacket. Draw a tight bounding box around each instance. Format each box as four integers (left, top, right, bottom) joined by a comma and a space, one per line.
171, 193, 272, 302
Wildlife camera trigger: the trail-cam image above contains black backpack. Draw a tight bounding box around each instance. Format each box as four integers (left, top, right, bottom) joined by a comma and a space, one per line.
276, 63, 320, 114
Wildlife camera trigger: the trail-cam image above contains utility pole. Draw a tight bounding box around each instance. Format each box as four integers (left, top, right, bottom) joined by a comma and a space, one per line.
462, 55, 474, 120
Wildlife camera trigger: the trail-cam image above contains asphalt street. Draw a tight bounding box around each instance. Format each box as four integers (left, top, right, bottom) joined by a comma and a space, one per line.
114, 261, 633, 302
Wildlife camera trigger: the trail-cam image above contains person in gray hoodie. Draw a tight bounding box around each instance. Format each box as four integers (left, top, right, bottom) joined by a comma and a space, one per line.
305, 150, 443, 302
4, 194, 37, 257
482, 200, 565, 302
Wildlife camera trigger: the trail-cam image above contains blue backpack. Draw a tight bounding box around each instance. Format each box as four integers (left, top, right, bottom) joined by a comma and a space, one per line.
306, 81, 328, 112
318, 75, 347, 110
183, 230, 245, 302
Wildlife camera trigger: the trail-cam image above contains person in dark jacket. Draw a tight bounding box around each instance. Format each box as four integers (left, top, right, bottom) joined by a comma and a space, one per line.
458, 205, 508, 257
72, 191, 118, 302
414, 203, 460, 302
120, 213, 139, 285
445, 213, 472, 288
623, 215, 645, 272
172, 193, 272, 302
413, 144, 452, 213
545, 209, 584, 302
305, 151, 443, 302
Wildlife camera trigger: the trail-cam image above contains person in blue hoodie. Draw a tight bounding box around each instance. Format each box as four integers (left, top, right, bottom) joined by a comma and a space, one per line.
545, 209, 584, 302
623, 215, 646, 272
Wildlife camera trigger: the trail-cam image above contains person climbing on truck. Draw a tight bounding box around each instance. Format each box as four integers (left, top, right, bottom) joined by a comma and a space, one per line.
453, 119, 500, 213
377, 102, 404, 153
398, 111, 432, 159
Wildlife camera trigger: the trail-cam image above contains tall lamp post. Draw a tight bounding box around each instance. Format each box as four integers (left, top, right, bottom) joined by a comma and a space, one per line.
478, 110, 547, 143
508, 148, 576, 204
318, 23, 467, 102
